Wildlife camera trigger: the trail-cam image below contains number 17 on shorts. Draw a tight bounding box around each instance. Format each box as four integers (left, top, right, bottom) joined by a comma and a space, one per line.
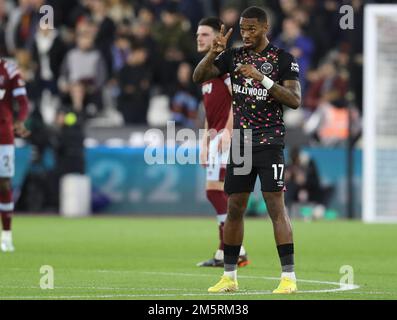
272, 163, 285, 189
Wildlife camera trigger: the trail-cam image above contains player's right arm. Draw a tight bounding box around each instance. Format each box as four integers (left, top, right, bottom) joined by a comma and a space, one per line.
193, 25, 233, 84
13, 83, 30, 138
192, 51, 221, 84
8, 62, 30, 137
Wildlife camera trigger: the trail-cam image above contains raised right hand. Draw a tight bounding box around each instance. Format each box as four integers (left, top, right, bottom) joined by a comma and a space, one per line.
211, 24, 233, 54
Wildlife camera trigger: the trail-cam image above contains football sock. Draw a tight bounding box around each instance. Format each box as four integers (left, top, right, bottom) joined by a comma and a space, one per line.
215, 245, 246, 261
1, 230, 12, 242
214, 249, 224, 260
1, 212, 12, 231
218, 223, 225, 250
224, 270, 237, 280
206, 190, 227, 250
224, 244, 241, 279
0, 190, 13, 231
281, 272, 296, 281
277, 243, 295, 273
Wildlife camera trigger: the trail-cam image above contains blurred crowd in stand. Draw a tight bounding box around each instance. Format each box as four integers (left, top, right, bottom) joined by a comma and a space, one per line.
0, 0, 372, 143
1, 0, 387, 213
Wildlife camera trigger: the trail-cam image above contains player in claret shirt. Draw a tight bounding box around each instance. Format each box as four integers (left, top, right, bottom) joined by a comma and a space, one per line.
0, 58, 30, 252
195, 17, 249, 268
193, 6, 301, 294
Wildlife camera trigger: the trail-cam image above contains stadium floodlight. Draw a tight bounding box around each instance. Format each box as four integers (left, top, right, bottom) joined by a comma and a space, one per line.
363, 4, 397, 222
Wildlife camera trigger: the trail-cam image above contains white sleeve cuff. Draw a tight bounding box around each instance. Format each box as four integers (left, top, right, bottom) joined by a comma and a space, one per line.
12, 87, 27, 97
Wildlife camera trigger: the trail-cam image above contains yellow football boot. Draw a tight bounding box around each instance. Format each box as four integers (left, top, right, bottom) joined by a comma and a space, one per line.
208, 275, 238, 293
272, 277, 297, 294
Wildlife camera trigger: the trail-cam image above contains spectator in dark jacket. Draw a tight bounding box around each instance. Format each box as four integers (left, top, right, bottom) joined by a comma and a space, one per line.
89, 0, 116, 77
32, 25, 67, 98
151, 3, 196, 96
117, 46, 151, 124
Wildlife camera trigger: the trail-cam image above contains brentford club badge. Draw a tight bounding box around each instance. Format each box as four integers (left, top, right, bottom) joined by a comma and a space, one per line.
260, 62, 273, 75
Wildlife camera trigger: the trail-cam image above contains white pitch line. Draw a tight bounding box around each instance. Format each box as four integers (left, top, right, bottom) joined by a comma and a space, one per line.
89, 269, 351, 286
333, 291, 397, 295
0, 290, 348, 300
140, 271, 360, 292
8, 267, 355, 289
2, 291, 395, 300
0, 289, 360, 300
0, 286, 199, 291
0, 271, 361, 299
79, 269, 361, 291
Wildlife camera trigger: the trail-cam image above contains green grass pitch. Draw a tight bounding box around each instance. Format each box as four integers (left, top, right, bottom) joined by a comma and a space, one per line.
1, 216, 396, 300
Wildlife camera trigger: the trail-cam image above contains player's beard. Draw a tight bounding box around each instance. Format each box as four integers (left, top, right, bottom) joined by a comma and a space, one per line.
245, 35, 262, 49
243, 38, 255, 49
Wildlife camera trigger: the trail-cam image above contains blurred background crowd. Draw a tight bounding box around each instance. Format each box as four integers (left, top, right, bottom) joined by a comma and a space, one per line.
0, 0, 375, 144
0, 0, 388, 215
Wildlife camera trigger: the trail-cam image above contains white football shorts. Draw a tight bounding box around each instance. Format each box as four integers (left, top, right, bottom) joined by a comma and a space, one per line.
0, 145, 15, 178
206, 134, 229, 182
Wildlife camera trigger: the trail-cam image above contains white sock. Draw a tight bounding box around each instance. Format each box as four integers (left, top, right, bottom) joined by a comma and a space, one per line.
224, 270, 237, 280
281, 272, 296, 281
239, 246, 246, 256
1, 231, 12, 242
215, 249, 224, 260
217, 214, 227, 224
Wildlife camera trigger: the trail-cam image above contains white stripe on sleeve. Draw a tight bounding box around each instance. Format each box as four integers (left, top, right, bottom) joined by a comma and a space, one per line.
12, 87, 27, 97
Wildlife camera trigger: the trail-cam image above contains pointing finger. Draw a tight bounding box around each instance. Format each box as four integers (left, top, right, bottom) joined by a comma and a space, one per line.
234, 63, 243, 72
224, 28, 233, 41
220, 24, 225, 36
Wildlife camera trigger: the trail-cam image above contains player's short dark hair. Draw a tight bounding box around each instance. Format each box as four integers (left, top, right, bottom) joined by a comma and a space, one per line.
241, 6, 268, 23
198, 17, 223, 32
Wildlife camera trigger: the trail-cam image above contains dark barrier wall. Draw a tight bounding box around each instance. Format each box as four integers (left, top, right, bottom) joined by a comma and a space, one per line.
14, 147, 362, 217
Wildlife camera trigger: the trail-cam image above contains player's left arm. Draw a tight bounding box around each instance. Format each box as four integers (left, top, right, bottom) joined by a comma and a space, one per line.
267, 80, 301, 110
235, 64, 301, 109
268, 52, 301, 109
